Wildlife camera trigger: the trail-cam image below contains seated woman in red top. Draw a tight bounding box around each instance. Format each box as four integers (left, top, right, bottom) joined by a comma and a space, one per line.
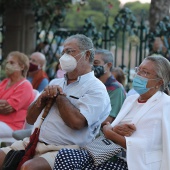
0, 51, 35, 139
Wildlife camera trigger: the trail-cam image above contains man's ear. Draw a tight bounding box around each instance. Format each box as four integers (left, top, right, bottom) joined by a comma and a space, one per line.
85, 51, 91, 61
38, 64, 42, 69
107, 62, 112, 71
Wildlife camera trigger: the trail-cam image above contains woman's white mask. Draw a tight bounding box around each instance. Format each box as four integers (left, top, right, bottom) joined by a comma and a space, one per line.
59, 51, 85, 72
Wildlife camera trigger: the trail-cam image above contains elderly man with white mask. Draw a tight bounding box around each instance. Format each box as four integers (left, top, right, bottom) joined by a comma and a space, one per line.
0, 34, 111, 170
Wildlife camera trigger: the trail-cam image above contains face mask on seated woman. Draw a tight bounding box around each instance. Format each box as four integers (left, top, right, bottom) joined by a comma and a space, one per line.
5, 63, 21, 75
132, 74, 160, 95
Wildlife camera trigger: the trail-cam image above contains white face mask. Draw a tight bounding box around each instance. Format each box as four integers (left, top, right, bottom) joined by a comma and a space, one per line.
59, 51, 85, 72
5, 63, 21, 75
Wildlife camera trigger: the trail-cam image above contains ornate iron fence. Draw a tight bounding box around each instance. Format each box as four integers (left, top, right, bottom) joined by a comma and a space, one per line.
1, 7, 170, 89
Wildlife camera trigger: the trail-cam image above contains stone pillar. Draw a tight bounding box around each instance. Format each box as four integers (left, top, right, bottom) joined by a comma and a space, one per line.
3, 1, 36, 57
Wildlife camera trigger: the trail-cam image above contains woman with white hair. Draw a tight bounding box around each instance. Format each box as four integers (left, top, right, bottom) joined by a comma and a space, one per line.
53, 54, 170, 170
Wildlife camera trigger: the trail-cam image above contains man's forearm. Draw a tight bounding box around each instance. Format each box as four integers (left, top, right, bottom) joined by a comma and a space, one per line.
56, 95, 87, 130
26, 99, 46, 124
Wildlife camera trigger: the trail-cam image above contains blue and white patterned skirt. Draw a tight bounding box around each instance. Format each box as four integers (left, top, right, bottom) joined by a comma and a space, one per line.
53, 148, 128, 170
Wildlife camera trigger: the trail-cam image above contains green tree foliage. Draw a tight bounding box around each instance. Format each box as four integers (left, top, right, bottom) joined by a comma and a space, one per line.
124, 1, 150, 21
61, 0, 120, 32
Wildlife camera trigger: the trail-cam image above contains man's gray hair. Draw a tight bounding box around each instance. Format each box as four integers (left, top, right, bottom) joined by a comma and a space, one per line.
145, 54, 170, 91
95, 49, 114, 71
65, 34, 95, 63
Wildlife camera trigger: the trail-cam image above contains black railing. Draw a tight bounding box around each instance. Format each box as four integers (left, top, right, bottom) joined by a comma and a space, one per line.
1, 7, 170, 85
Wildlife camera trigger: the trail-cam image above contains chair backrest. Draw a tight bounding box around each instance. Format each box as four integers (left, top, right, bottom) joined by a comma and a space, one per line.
33, 89, 40, 100
22, 89, 40, 130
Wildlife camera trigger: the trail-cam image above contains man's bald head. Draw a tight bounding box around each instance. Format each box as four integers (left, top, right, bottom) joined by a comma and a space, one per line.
30, 52, 46, 69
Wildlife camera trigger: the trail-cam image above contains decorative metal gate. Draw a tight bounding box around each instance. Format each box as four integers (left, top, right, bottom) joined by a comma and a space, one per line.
0, 7, 170, 88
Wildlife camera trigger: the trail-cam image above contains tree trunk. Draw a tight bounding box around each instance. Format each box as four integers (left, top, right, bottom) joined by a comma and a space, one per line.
3, 0, 36, 57
149, 0, 170, 32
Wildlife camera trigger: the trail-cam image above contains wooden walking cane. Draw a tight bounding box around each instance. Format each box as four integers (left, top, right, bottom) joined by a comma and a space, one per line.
16, 97, 55, 170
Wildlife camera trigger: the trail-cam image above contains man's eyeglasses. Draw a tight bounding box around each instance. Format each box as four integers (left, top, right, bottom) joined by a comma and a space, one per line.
61, 49, 76, 56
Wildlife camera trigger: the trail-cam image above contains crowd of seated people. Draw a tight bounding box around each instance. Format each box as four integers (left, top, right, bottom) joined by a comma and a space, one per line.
0, 35, 170, 170
0, 34, 111, 170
